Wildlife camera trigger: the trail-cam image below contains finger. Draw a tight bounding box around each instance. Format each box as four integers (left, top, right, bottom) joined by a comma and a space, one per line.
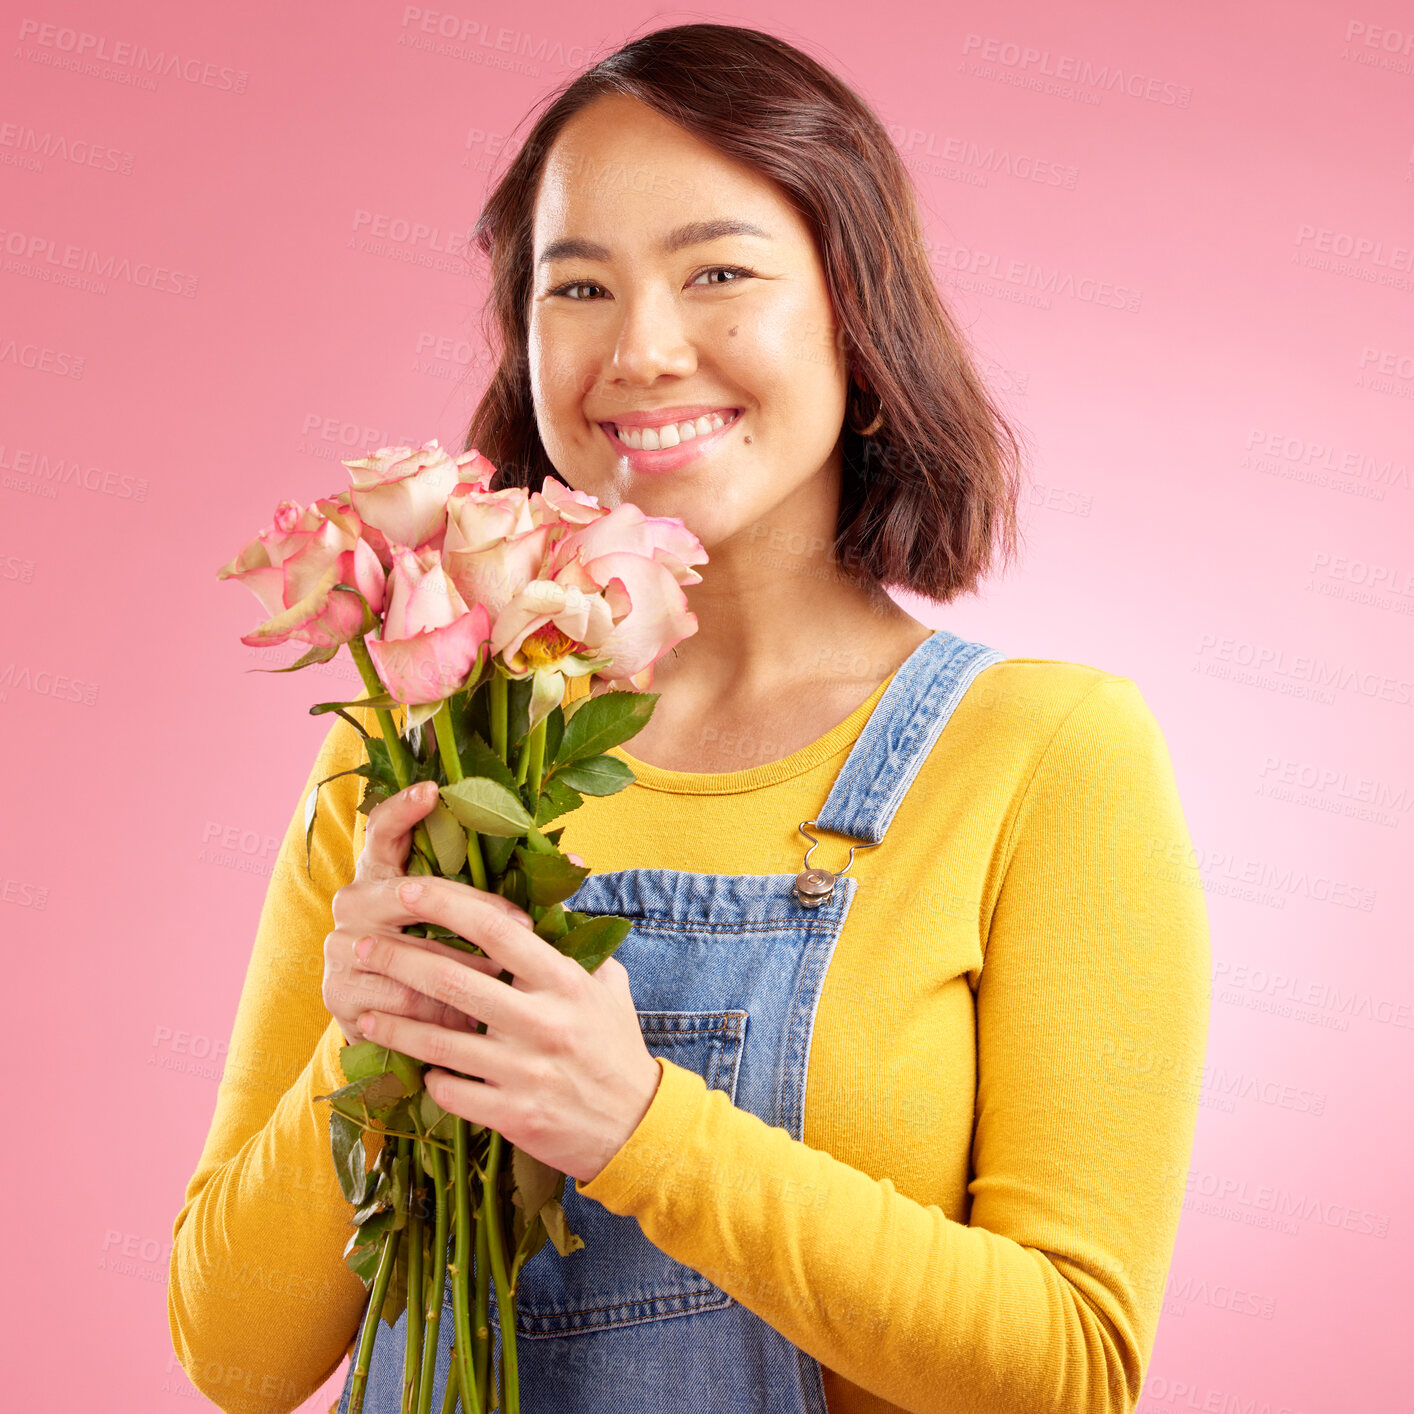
354, 1010, 507, 1087
383, 875, 535, 934
359, 780, 440, 879
352, 934, 501, 1025
356, 932, 530, 1034
396, 877, 560, 990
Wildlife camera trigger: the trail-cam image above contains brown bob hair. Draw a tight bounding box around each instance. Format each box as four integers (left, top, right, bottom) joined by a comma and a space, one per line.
463, 22, 1026, 604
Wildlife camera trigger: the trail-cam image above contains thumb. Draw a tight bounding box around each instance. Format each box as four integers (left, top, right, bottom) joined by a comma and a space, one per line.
360, 780, 440, 878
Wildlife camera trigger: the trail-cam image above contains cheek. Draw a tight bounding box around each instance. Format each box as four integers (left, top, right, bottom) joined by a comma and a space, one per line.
528, 317, 591, 418
731, 297, 846, 416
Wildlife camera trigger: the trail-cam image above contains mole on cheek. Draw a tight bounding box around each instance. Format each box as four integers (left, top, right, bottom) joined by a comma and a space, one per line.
728, 326, 738, 336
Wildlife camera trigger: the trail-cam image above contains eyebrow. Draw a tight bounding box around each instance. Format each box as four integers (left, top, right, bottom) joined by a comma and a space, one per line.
537, 218, 773, 266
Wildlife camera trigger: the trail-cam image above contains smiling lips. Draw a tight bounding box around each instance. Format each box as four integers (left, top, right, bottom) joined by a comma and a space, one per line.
601, 407, 742, 451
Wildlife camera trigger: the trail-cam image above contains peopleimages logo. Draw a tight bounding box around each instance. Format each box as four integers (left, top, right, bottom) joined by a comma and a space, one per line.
0, 226, 198, 297
14, 19, 249, 93
960, 33, 1192, 107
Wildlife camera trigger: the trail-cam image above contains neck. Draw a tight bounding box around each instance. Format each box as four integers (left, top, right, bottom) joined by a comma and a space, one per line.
654, 539, 921, 697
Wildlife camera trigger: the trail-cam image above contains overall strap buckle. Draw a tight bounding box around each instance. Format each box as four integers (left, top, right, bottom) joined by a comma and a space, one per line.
791, 820, 877, 908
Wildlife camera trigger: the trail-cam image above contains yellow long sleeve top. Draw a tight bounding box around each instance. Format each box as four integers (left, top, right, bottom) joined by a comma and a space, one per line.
168, 656, 1211, 1414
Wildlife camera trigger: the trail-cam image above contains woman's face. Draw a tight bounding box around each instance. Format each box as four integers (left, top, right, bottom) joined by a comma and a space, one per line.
527, 94, 851, 556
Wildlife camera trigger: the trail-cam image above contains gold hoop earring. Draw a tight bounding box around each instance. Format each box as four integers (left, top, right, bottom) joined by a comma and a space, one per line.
848, 388, 885, 437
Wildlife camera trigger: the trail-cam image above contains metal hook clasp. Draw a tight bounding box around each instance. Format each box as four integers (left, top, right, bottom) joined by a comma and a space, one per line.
791, 820, 877, 908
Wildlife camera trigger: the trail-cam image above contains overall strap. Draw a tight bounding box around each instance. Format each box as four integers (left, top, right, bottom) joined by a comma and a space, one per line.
814, 628, 1003, 845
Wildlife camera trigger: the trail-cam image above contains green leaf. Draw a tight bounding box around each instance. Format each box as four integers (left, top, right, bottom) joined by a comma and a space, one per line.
424, 801, 469, 876
552, 690, 657, 768
340, 1042, 425, 1097
388, 1150, 411, 1232
556, 913, 634, 974
355, 780, 392, 819
419, 1089, 458, 1144
326, 1065, 412, 1124
505, 674, 533, 752
327, 1111, 368, 1207
534, 776, 583, 826
339, 1041, 396, 1083
510, 1211, 548, 1279
533, 902, 569, 944
303, 785, 320, 876
440, 777, 534, 837
511, 847, 589, 906
511, 1144, 566, 1223
345, 1236, 383, 1284
555, 754, 636, 796
482, 834, 517, 875
311, 689, 404, 715
349, 1206, 397, 1249
450, 730, 519, 793
361, 737, 398, 787
253, 642, 341, 674
306, 705, 372, 741
541, 1197, 585, 1258
542, 704, 565, 765
380, 1244, 409, 1329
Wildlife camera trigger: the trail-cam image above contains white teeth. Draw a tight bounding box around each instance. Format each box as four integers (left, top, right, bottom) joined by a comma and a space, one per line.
612, 410, 735, 451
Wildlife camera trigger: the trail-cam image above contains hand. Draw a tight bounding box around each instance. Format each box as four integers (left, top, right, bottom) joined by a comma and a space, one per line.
350, 875, 663, 1185
322, 780, 531, 1047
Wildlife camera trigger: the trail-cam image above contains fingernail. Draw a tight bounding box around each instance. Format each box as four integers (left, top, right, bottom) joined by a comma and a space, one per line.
355, 935, 373, 959
414, 781, 436, 801
400, 881, 424, 905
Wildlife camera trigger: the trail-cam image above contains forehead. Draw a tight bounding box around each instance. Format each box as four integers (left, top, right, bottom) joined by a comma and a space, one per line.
532, 94, 807, 254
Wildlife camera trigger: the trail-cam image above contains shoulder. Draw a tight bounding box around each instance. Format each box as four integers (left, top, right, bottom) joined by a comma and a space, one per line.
953, 656, 1179, 805
962, 655, 1149, 741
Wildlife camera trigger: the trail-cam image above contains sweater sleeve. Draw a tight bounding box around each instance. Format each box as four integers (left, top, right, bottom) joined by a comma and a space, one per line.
575, 676, 1212, 1414
167, 707, 387, 1414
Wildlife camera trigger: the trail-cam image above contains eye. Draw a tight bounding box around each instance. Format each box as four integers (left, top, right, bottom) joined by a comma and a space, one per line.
690, 265, 756, 288
547, 279, 607, 301
544, 265, 756, 300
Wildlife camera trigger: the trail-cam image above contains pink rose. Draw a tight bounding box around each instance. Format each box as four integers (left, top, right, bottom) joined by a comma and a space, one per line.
219, 498, 386, 649
490, 561, 625, 676
365, 543, 491, 704
531, 475, 608, 527
442, 483, 552, 623
549, 502, 706, 687
343, 439, 493, 556
551, 500, 707, 588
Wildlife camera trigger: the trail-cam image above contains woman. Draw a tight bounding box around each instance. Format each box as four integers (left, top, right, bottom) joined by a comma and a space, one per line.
169, 23, 1210, 1414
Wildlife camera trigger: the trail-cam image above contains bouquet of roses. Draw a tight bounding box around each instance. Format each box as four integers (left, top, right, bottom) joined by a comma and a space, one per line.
216, 439, 705, 1414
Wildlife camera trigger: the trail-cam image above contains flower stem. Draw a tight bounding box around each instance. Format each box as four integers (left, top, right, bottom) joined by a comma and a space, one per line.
346, 1219, 402, 1414
489, 671, 507, 762
347, 635, 414, 785
416, 1140, 450, 1414
472, 1186, 491, 1401
513, 710, 547, 794
402, 1139, 424, 1414
439, 1361, 459, 1414
482, 1130, 519, 1413
347, 634, 437, 874
432, 697, 488, 891
449, 1118, 483, 1414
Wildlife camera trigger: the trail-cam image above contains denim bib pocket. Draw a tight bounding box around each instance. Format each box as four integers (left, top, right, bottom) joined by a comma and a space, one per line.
477, 1006, 749, 1337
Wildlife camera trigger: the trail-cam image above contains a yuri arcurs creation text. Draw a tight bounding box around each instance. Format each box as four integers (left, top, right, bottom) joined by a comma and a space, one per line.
217, 439, 706, 1414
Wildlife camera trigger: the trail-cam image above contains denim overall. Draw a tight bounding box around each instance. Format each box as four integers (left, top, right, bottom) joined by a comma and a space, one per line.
338, 626, 1003, 1412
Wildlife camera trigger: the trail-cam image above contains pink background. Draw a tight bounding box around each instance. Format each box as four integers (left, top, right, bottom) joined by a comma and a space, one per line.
5, 2, 1411, 1409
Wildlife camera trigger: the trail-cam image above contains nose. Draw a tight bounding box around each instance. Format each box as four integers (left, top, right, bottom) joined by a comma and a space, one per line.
606, 285, 697, 394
